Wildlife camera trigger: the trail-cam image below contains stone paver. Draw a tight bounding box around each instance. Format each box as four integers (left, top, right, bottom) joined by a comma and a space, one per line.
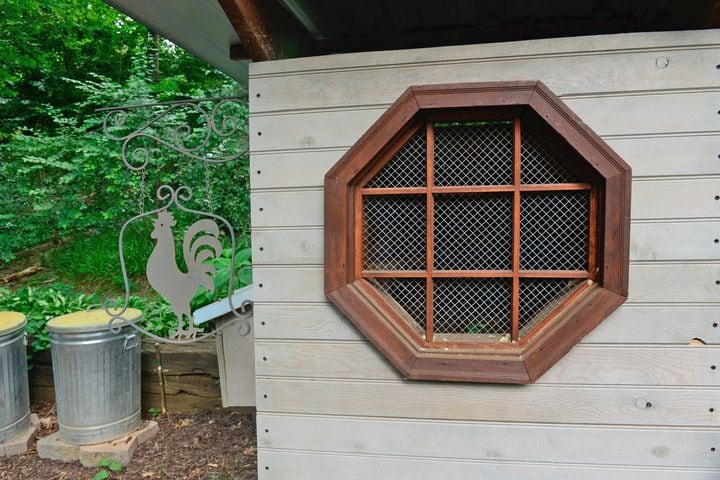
0, 414, 40, 457
37, 420, 159, 467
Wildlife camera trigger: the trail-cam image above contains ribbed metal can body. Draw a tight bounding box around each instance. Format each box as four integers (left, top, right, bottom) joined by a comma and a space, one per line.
0, 327, 30, 444
50, 325, 141, 444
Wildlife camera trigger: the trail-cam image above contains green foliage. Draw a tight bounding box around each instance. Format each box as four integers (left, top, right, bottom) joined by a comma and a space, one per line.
148, 406, 162, 417
134, 299, 178, 338
0, 0, 250, 264
92, 470, 109, 480
97, 459, 123, 472
0, 1, 253, 347
191, 246, 253, 310
44, 223, 155, 290
0, 283, 99, 353
0, 274, 254, 356
94, 458, 123, 479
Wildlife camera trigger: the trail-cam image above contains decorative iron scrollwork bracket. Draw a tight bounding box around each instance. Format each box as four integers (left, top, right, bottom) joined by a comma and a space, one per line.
99, 96, 251, 344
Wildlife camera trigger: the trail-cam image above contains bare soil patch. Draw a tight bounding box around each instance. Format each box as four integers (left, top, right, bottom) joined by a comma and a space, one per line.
0, 401, 257, 480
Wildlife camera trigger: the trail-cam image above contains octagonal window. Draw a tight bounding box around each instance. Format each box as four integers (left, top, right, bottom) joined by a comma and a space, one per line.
325, 82, 631, 383
360, 115, 597, 344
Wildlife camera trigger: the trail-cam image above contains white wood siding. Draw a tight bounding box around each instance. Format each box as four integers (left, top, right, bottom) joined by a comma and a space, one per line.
248, 29, 720, 479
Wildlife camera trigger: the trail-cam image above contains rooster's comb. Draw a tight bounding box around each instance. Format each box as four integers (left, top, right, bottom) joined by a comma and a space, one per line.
156, 210, 176, 226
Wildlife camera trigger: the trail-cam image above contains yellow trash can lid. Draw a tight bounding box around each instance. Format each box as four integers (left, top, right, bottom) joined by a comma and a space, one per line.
47, 308, 143, 333
0, 311, 27, 336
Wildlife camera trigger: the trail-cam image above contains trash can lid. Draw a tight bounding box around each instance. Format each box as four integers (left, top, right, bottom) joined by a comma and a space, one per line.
0, 311, 26, 336
47, 308, 142, 333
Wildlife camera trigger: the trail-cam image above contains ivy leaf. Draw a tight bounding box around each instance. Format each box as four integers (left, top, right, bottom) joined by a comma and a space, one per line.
93, 469, 110, 480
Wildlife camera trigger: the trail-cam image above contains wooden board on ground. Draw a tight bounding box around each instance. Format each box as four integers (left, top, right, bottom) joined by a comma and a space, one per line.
28, 340, 222, 413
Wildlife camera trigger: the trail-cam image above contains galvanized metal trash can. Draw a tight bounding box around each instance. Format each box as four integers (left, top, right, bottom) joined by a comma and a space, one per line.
0, 312, 30, 444
47, 308, 143, 445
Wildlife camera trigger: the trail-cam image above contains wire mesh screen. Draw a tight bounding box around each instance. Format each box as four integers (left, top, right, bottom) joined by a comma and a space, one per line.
519, 278, 580, 337
363, 195, 426, 271
434, 194, 513, 270
369, 277, 426, 331
520, 191, 589, 271
433, 278, 512, 339
434, 122, 513, 186
360, 117, 595, 346
521, 121, 580, 184
366, 129, 426, 188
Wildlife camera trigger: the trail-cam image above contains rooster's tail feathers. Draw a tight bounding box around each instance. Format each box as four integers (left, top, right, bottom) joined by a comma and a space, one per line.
184, 219, 222, 268
197, 269, 215, 294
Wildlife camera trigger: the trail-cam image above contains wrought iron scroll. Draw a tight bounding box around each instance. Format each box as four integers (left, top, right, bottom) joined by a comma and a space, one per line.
99, 97, 251, 344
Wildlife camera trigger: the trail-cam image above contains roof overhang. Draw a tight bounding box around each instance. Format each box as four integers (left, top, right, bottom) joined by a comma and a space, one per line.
105, 1, 720, 87
105, 0, 249, 85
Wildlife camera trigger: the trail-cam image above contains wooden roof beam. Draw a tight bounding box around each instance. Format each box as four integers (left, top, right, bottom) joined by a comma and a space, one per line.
218, 0, 318, 61
706, 0, 720, 26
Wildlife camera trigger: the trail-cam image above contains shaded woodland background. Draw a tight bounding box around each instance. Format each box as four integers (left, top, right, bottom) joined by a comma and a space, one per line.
0, 0, 251, 350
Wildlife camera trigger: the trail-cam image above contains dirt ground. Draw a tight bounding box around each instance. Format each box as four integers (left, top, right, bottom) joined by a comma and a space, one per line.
0, 401, 258, 480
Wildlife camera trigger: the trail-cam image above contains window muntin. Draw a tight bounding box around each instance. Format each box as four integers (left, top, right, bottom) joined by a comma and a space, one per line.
360, 117, 596, 344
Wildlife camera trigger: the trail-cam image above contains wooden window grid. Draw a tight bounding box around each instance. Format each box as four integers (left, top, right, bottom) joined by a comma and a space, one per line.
357, 117, 598, 345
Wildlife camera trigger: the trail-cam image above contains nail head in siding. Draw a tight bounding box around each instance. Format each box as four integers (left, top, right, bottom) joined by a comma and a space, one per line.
655, 56, 670, 68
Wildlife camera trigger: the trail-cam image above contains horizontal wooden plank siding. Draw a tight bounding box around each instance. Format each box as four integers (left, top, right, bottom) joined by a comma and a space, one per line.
248, 30, 720, 478
249, 92, 720, 152
251, 134, 720, 189
253, 303, 720, 344
252, 264, 720, 303
256, 342, 719, 386
250, 178, 720, 227
250, 32, 720, 112
251, 30, 719, 76
256, 450, 720, 480
253, 222, 720, 264
256, 378, 718, 426
257, 414, 719, 467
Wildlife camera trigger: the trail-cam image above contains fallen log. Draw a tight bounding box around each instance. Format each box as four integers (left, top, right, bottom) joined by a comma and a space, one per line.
1, 265, 42, 284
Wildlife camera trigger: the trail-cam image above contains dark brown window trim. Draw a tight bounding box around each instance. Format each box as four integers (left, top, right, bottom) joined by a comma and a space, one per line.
325, 81, 631, 383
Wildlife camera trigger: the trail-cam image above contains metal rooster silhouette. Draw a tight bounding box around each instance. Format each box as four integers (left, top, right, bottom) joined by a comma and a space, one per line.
147, 210, 221, 338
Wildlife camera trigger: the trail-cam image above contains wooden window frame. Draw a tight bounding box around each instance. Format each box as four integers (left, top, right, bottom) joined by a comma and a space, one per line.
325, 81, 631, 383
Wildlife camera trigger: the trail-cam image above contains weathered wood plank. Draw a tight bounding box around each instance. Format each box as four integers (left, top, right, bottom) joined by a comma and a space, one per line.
610, 134, 720, 178
257, 449, 720, 480
252, 30, 720, 76
217, 318, 257, 408
29, 359, 222, 413
629, 222, 720, 261
254, 267, 325, 302
255, 378, 719, 426
253, 304, 360, 341
140, 339, 219, 376
249, 92, 720, 152
253, 264, 720, 303
632, 179, 720, 221
251, 178, 720, 228
250, 47, 720, 112
141, 373, 220, 397
141, 392, 222, 413
256, 342, 719, 386
252, 228, 323, 265
250, 134, 720, 189
251, 190, 324, 228
628, 264, 720, 303
253, 303, 720, 345
257, 414, 719, 468
252, 222, 720, 265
